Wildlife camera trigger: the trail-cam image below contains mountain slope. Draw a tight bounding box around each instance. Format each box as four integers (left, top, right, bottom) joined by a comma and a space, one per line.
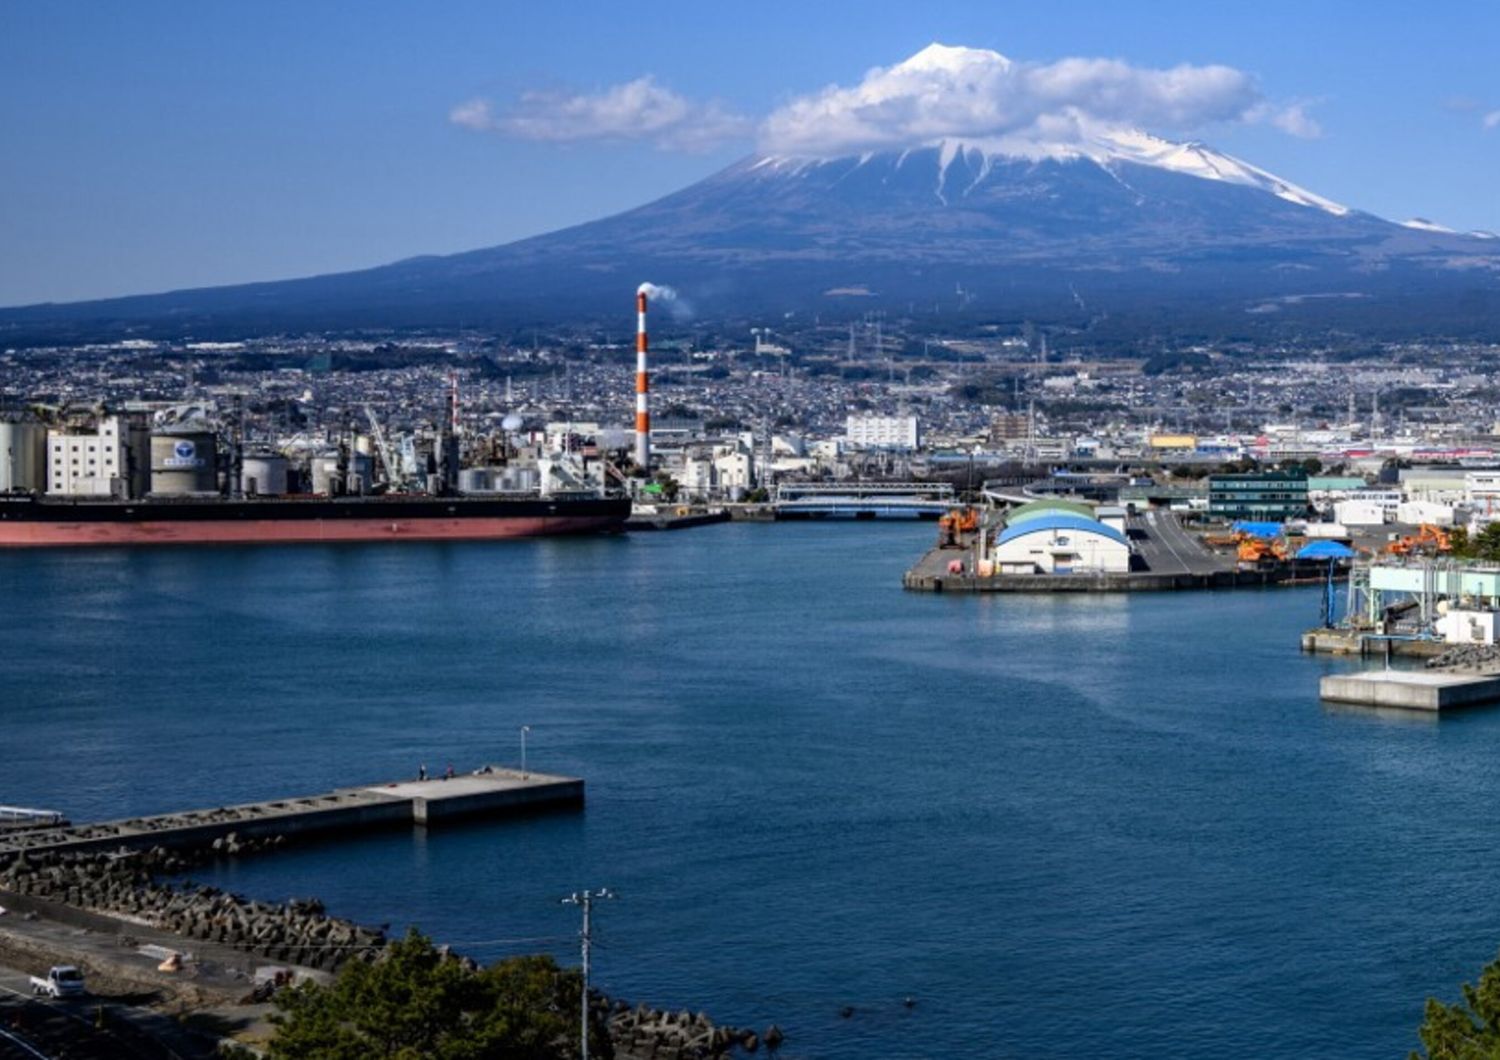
4, 132, 1498, 341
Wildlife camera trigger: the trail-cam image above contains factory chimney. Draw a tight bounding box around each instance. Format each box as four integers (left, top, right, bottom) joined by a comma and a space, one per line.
634, 288, 651, 470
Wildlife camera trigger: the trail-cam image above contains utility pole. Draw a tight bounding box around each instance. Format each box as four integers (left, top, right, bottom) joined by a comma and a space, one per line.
561, 888, 615, 1060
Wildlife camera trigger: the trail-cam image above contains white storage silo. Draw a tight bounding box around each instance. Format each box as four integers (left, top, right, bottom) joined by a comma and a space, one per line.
0, 417, 47, 493
310, 453, 342, 496
241, 452, 289, 496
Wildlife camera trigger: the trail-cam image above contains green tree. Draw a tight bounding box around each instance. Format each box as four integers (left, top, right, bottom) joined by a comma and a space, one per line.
653, 473, 680, 502
268, 930, 600, 1060
1413, 952, 1500, 1059
1455, 524, 1500, 564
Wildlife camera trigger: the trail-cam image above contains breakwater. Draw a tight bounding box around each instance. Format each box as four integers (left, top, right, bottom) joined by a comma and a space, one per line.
0, 768, 583, 859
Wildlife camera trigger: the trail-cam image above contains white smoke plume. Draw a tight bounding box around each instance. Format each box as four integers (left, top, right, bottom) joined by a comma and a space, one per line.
638, 282, 693, 320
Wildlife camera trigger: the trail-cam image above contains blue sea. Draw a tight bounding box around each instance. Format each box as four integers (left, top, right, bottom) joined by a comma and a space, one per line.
4, 522, 1498, 1058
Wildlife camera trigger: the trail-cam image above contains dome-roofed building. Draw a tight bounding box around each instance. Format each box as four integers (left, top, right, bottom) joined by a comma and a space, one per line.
989, 512, 1133, 574
1003, 498, 1095, 526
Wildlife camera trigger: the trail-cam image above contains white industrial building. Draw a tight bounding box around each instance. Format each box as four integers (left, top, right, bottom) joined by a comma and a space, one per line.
1465, 471, 1500, 518
47, 416, 128, 496
679, 442, 755, 499
989, 513, 1132, 575
1437, 608, 1497, 646
1396, 500, 1459, 527
1400, 468, 1468, 505
1334, 490, 1403, 527
845, 415, 919, 451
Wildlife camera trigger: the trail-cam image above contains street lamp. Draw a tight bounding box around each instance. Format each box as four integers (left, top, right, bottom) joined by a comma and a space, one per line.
520, 725, 531, 778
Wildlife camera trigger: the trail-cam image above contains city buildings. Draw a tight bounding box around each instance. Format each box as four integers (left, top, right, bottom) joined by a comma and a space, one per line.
1207, 469, 1310, 521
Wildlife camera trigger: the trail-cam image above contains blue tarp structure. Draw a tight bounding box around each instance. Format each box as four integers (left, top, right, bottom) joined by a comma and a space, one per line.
1232, 521, 1283, 539
1296, 540, 1356, 560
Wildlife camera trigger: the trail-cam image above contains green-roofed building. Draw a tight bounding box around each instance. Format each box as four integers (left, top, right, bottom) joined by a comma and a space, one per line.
1005, 498, 1095, 526
1307, 477, 1367, 493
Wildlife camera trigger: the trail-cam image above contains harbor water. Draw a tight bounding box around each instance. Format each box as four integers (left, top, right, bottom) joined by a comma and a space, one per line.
5, 523, 1500, 1057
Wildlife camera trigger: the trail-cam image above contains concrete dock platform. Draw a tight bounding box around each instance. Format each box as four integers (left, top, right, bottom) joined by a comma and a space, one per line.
1301, 629, 1449, 658
0, 767, 583, 858
1319, 671, 1500, 712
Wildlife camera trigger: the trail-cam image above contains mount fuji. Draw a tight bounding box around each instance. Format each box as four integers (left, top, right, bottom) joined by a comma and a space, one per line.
4, 125, 1498, 342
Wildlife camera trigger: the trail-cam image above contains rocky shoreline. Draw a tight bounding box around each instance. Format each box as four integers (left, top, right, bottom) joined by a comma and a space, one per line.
0, 837, 779, 1058
1, 841, 384, 971
1425, 643, 1500, 672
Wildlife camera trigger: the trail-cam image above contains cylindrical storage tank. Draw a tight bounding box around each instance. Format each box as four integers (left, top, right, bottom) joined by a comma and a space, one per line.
496, 467, 540, 492
0, 417, 47, 493
240, 453, 289, 496
149, 431, 217, 495
458, 468, 492, 493
310, 453, 342, 496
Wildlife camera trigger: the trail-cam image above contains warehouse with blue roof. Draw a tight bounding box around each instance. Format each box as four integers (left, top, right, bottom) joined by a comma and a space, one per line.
990, 508, 1134, 574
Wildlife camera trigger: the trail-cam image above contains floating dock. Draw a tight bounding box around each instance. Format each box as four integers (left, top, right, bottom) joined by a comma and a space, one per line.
0, 768, 583, 858
1319, 671, 1500, 712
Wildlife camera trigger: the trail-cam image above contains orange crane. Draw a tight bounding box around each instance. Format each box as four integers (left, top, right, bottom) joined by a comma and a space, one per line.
1385, 523, 1451, 555
937, 507, 979, 548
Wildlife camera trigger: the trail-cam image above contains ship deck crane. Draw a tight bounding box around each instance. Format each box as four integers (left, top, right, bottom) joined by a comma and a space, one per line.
363, 405, 402, 490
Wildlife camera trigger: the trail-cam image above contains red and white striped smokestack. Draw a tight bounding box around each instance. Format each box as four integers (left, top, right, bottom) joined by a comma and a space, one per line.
634, 288, 650, 469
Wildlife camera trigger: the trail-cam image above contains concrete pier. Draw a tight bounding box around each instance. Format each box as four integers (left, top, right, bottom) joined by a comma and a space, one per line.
0, 767, 583, 858
1300, 629, 1449, 659
1319, 671, 1500, 712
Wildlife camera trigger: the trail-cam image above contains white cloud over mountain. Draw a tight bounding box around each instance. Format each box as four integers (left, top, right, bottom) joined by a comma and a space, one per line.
453, 43, 1320, 155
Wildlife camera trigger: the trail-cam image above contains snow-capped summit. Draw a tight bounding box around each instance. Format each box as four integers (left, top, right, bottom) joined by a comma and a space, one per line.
894, 41, 1010, 76
1084, 130, 1349, 215
1402, 217, 1457, 233
754, 128, 1349, 216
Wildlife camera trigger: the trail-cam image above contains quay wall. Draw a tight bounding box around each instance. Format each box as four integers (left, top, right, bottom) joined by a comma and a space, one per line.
412, 778, 584, 824
905, 568, 1296, 593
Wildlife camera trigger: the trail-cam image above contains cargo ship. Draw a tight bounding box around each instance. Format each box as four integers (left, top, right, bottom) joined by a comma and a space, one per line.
0, 493, 630, 548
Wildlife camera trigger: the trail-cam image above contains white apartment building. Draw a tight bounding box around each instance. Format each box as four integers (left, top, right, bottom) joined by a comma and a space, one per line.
47, 416, 127, 496
845, 415, 920, 451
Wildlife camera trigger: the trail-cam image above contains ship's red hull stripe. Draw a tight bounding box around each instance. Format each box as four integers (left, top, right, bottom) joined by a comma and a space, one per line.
0, 515, 623, 548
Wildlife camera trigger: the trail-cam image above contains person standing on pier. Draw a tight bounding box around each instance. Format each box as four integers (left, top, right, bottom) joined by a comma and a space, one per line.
418, 763, 427, 781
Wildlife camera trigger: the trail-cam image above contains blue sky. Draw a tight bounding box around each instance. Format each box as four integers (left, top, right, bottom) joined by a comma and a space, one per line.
2, 1, 1497, 306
